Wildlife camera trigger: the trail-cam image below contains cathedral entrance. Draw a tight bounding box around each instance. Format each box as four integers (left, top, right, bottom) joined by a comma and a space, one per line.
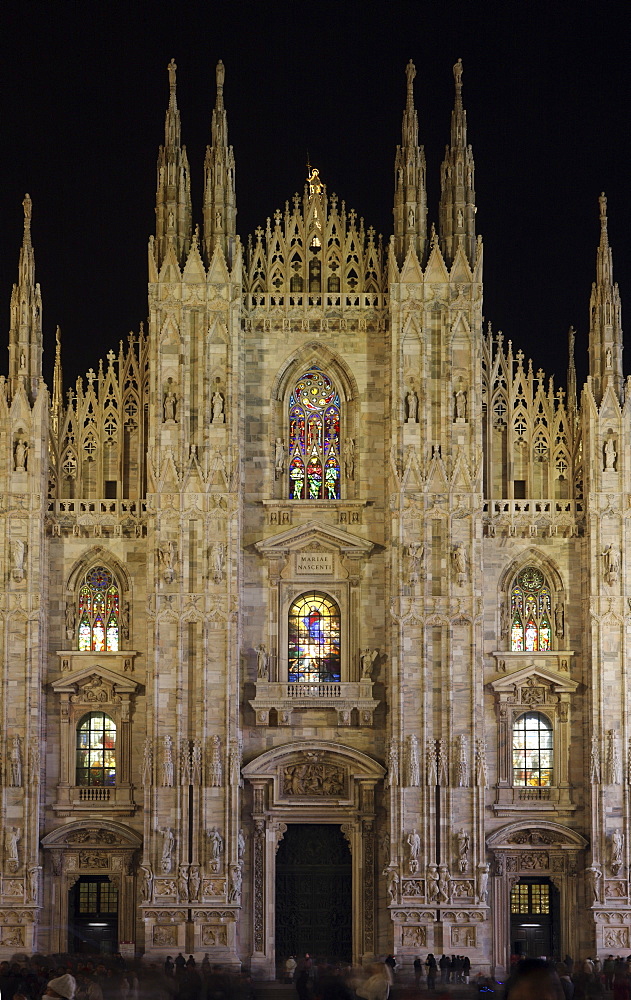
68, 876, 119, 954
510, 878, 559, 960
275, 824, 352, 963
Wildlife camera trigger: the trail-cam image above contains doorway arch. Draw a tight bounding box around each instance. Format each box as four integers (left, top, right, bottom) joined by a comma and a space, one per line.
243, 740, 385, 978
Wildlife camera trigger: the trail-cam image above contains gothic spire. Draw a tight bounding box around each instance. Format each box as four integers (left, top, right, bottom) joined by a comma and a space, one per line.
588, 193, 623, 403
154, 58, 192, 268
8, 194, 43, 397
203, 60, 237, 268
439, 58, 476, 265
393, 59, 427, 266
567, 325, 577, 416
52, 325, 63, 435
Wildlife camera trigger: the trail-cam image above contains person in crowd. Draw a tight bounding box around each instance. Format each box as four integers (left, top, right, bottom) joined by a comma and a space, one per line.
425, 954, 437, 992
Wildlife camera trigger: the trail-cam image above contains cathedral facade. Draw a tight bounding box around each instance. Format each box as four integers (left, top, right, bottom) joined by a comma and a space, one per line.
0, 56, 627, 973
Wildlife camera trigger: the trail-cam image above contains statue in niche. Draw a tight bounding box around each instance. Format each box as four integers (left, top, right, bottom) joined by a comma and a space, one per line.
426, 863, 439, 902
457, 829, 470, 872
452, 543, 468, 585
360, 648, 378, 679
603, 544, 621, 585
274, 438, 286, 478
407, 830, 421, 872
65, 602, 76, 640
158, 541, 176, 584
5, 826, 20, 862
27, 865, 41, 904
11, 538, 25, 581
476, 862, 489, 902
604, 437, 617, 471
228, 865, 242, 903
212, 390, 225, 424
585, 865, 602, 904
189, 864, 200, 901
177, 864, 189, 901
210, 541, 225, 585
406, 388, 418, 423
455, 386, 467, 421
255, 644, 269, 680
606, 347, 613, 368
163, 382, 177, 422
406, 542, 423, 585
139, 864, 153, 903
10, 736, 22, 786
238, 829, 246, 862
208, 828, 224, 863
386, 869, 399, 904
14, 436, 28, 471
408, 207, 415, 229
612, 829, 624, 875
161, 827, 174, 873
437, 864, 451, 903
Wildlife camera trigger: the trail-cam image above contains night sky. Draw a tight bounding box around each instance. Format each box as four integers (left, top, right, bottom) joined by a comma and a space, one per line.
1, 2, 629, 392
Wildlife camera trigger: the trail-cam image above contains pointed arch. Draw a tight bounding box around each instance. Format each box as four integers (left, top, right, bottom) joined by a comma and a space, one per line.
67, 546, 132, 595
272, 343, 358, 405
498, 547, 564, 597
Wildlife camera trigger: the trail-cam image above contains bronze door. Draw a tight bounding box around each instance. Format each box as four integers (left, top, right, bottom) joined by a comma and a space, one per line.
276, 824, 352, 963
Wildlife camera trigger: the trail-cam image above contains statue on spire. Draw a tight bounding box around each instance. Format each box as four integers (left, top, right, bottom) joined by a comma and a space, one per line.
22, 193, 32, 243
168, 58, 177, 91
216, 60, 225, 92
406, 59, 416, 101
454, 57, 463, 88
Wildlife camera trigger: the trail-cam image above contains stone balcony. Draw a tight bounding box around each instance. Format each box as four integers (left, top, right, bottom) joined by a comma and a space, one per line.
249, 679, 379, 727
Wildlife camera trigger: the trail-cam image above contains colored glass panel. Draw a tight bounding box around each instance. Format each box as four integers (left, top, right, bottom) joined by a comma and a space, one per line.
510, 567, 554, 652
512, 712, 553, 786
288, 368, 341, 500
76, 712, 116, 786
75, 566, 120, 652
287, 591, 341, 683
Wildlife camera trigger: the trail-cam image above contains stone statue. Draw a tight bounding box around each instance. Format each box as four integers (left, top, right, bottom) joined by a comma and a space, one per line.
406, 389, 418, 423
604, 437, 617, 471
274, 438, 286, 478
612, 829, 624, 875
457, 829, 470, 872
228, 864, 242, 903
407, 829, 421, 871
455, 387, 467, 421
426, 863, 439, 902
452, 543, 468, 585
386, 869, 399, 904
406, 542, 423, 585
585, 865, 602, 904
477, 862, 489, 903
14, 436, 28, 471
27, 865, 41, 904
65, 602, 76, 640
188, 864, 200, 901
177, 864, 189, 901
212, 390, 225, 424
603, 544, 621, 585
11, 538, 25, 581
10, 736, 22, 786
6, 827, 20, 862
360, 648, 378, 679
437, 864, 451, 903
139, 864, 153, 903
238, 829, 246, 862
208, 828, 224, 863
344, 437, 355, 480
606, 347, 613, 368
255, 644, 269, 680
163, 385, 177, 422
158, 541, 176, 584
211, 541, 225, 585
161, 827, 174, 873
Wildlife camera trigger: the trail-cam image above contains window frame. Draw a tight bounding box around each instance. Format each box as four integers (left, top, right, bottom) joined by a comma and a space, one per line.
511, 710, 554, 788
75, 711, 117, 788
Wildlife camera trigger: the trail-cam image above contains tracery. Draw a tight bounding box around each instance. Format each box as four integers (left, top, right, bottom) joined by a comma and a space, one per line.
288, 368, 341, 501
510, 566, 552, 652
77, 565, 121, 652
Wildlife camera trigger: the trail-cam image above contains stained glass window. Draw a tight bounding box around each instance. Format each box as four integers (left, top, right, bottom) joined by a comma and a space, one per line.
288, 592, 341, 683
512, 712, 553, 787
510, 882, 550, 914
76, 712, 116, 786
510, 567, 552, 652
289, 368, 341, 500
78, 566, 120, 652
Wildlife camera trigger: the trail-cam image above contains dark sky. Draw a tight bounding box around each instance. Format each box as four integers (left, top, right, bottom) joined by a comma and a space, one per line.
1, 2, 629, 392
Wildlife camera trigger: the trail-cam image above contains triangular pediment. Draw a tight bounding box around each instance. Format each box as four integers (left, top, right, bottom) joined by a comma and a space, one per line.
255, 519, 374, 557
489, 660, 577, 695
52, 663, 138, 696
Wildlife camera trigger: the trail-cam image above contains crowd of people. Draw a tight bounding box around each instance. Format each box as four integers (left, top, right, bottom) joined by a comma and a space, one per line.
0, 954, 257, 1000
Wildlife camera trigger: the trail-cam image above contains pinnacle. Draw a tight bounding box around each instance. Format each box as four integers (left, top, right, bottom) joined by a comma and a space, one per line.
22, 193, 32, 246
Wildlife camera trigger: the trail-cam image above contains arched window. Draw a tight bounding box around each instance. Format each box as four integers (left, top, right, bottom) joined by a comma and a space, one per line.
76, 712, 116, 786
288, 368, 341, 500
512, 712, 553, 787
78, 566, 121, 652
288, 592, 341, 683
510, 566, 552, 651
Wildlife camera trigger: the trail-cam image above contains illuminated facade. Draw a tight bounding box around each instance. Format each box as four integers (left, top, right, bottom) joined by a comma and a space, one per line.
0, 55, 628, 971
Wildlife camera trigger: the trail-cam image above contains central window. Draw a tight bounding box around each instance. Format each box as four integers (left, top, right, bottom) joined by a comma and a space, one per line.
288, 368, 341, 500
288, 591, 341, 683
510, 567, 552, 651
78, 566, 121, 652
76, 712, 117, 786
512, 712, 553, 787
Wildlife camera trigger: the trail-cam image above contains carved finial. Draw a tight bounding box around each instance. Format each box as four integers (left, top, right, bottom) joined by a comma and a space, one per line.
22, 194, 32, 245
216, 59, 225, 93
55, 326, 61, 353
406, 59, 416, 104
168, 58, 177, 92
308, 166, 323, 195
